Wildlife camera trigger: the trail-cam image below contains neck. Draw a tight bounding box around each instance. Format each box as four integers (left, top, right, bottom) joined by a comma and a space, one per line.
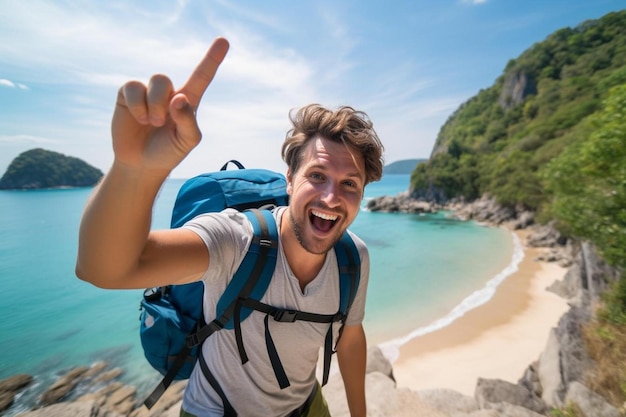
280, 209, 326, 291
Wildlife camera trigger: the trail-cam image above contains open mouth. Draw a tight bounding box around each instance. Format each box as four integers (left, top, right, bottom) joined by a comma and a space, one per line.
310, 209, 338, 233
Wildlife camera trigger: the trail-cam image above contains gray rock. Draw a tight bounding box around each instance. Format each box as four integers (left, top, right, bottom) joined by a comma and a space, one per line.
0, 374, 33, 412
39, 366, 89, 406
367, 194, 435, 213
564, 382, 620, 417
129, 380, 186, 417
526, 222, 565, 248
83, 362, 109, 378
366, 346, 395, 381
94, 368, 125, 384
16, 399, 124, 417
537, 328, 564, 407
394, 387, 448, 417
499, 70, 536, 110
417, 388, 478, 414
0, 374, 34, 393
511, 210, 535, 230
105, 384, 137, 415
491, 401, 546, 417
547, 262, 582, 300
580, 242, 619, 301
475, 378, 546, 414
554, 306, 594, 388
518, 362, 542, 398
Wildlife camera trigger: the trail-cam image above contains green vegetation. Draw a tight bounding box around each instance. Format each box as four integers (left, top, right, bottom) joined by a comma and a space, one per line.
410, 10, 626, 409
549, 405, 583, 417
412, 10, 626, 210
582, 302, 626, 408
544, 84, 626, 270
0, 148, 103, 190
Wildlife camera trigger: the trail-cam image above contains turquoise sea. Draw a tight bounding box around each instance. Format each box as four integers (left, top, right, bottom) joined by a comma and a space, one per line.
0, 174, 520, 415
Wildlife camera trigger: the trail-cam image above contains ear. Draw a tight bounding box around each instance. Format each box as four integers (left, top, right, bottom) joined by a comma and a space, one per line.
286, 168, 293, 195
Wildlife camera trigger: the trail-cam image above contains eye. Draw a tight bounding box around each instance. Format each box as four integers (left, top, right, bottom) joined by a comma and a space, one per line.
309, 172, 325, 182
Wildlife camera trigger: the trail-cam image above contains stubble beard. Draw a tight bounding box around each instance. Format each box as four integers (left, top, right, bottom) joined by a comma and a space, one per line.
288, 209, 339, 255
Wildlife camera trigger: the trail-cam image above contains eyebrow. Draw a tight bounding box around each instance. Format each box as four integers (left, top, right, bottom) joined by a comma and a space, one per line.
306, 163, 364, 182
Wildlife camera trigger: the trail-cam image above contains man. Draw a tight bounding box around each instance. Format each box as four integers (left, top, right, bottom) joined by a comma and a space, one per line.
76, 37, 384, 417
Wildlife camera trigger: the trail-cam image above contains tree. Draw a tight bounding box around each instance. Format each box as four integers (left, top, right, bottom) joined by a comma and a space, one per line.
544, 84, 626, 267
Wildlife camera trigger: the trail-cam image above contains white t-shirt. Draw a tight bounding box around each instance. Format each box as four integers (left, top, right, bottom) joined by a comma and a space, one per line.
181, 207, 369, 417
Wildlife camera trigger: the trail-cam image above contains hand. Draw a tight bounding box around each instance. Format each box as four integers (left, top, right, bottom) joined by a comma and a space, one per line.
111, 37, 229, 173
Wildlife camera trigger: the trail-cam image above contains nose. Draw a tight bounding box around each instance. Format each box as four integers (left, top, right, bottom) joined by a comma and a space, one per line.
320, 182, 340, 208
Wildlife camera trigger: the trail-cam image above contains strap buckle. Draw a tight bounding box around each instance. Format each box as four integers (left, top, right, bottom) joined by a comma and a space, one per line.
274, 309, 298, 323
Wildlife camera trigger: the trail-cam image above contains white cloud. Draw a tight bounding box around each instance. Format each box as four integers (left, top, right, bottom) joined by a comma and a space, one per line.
461, 0, 488, 4
0, 79, 28, 90
0, 1, 458, 176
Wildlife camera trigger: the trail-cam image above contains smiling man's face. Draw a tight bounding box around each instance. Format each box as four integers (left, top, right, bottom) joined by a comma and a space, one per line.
286, 135, 365, 255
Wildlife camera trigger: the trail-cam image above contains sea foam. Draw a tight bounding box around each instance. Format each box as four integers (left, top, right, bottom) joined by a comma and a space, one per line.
378, 231, 524, 364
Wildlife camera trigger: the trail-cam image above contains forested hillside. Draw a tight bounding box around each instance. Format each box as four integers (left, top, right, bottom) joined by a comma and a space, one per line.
411, 10, 625, 266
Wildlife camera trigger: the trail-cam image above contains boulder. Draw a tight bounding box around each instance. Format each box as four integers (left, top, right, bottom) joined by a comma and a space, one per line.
366, 194, 436, 213
490, 401, 546, 417
129, 380, 186, 417
39, 366, 89, 406
554, 306, 593, 388
15, 399, 124, 417
580, 242, 619, 300
105, 384, 137, 415
518, 361, 542, 398
526, 222, 565, 248
0, 374, 34, 392
366, 346, 394, 381
452, 195, 516, 225
537, 329, 564, 407
0, 374, 33, 412
417, 388, 478, 415
510, 210, 535, 230
474, 378, 546, 414
547, 261, 582, 301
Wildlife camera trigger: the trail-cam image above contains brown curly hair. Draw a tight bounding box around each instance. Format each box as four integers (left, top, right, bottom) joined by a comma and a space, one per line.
281, 104, 384, 186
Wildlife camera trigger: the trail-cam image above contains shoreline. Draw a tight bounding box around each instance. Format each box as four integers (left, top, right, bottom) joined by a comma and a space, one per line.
388, 230, 570, 396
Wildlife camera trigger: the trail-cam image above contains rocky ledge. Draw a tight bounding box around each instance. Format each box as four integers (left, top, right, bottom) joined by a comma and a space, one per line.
366, 191, 439, 213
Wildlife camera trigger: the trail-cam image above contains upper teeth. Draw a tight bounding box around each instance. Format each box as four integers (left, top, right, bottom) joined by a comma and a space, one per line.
312, 210, 337, 221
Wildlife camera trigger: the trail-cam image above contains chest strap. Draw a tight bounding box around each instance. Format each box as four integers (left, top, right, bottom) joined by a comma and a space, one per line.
231, 297, 347, 389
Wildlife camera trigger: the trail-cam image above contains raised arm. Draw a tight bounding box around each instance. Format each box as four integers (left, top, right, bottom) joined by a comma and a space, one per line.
76, 38, 229, 289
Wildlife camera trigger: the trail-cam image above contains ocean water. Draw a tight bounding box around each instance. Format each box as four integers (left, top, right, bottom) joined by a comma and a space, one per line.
0, 174, 518, 414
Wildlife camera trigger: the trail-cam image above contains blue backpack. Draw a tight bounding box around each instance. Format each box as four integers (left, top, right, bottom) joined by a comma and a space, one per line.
139, 161, 361, 410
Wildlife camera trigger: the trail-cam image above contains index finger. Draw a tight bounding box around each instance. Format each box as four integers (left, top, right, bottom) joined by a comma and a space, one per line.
179, 37, 230, 109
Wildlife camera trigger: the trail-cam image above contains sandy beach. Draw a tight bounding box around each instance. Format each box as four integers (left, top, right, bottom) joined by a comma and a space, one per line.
390, 230, 570, 396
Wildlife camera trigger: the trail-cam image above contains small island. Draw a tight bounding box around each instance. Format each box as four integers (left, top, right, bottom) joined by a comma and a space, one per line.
0, 148, 103, 190
383, 158, 427, 175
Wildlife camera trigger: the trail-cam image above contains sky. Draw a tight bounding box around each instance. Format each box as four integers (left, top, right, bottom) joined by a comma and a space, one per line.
1, 0, 624, 179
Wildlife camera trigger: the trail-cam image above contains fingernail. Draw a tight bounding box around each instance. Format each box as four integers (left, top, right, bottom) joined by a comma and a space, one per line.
173, 98, 186, 110
150, 115, 164, 125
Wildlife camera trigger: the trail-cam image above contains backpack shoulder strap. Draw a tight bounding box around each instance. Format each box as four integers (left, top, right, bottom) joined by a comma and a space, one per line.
335, 231, 361, 315
320, 230, 361, 386
214, 209, 278, 328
